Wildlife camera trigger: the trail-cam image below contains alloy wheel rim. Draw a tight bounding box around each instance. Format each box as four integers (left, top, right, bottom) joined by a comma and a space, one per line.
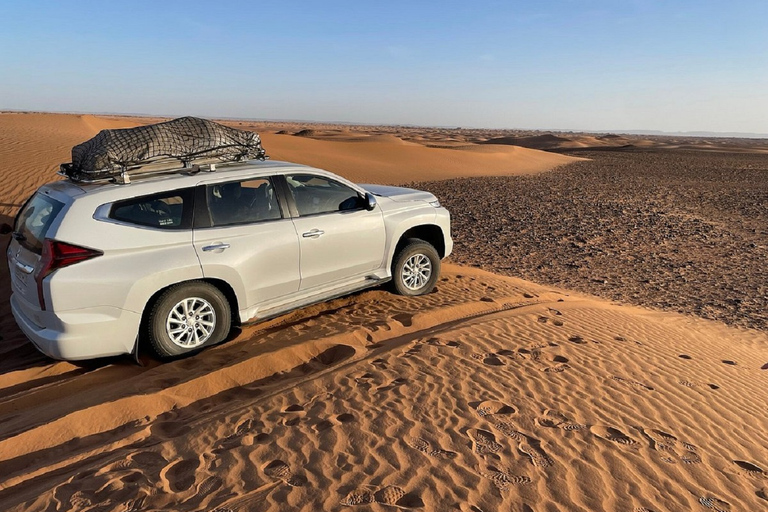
166, 297, 216, 348
402, 253, 432, 291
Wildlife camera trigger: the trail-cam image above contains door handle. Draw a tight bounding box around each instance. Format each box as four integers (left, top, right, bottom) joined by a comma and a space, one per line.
302, 229, 325, 239
202, 243, 231, 252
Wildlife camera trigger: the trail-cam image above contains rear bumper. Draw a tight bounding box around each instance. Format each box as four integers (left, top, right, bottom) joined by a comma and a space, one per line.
10, 294, 140, 360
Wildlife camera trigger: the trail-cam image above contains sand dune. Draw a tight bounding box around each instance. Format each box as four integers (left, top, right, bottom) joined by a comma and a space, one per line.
261, 133, 581, 184
0, 113, 766, 511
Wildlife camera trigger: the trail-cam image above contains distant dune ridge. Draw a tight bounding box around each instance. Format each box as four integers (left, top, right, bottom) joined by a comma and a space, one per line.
0, 113, 766, 512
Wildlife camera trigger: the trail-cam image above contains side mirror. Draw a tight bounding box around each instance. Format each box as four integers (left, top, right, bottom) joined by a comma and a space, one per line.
364, 192, 377, 211
0, 223, 12, 235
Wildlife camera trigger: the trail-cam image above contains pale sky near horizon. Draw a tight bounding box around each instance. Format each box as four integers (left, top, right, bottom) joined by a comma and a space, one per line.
1, 1, 767, 134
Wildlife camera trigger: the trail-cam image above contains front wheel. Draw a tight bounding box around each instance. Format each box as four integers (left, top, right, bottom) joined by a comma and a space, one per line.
146, 281, 232, 359
392, 240, 441, 296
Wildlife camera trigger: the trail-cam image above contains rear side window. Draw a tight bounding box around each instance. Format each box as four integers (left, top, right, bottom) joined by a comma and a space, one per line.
14, 193, 65, 254
110, 188, 194, 229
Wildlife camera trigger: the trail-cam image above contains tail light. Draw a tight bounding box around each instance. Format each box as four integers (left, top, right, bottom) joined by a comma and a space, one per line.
35, 239, 103, 310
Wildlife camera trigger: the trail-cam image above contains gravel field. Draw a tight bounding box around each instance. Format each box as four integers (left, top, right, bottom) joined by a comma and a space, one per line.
416, 150, 768, 330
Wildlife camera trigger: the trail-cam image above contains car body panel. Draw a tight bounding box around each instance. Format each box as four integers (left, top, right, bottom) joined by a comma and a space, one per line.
290, 207, 387, 290
193, 218, 302, 313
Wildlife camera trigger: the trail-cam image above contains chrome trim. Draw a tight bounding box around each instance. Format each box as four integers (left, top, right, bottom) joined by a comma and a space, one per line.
302, 229, 325, 238
202, 243, 230, 251
14, 260, 34, 274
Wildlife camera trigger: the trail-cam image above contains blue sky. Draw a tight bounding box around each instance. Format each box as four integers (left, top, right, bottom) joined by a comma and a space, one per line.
2, 1, 767, 134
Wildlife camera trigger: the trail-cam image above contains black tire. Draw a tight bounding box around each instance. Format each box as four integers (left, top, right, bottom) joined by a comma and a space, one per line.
146, 281, 231, 359
391, 239, 441, 296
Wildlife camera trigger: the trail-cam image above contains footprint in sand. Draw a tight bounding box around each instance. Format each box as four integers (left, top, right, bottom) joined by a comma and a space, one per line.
679, 354, 693, 360
341, 485, 420, 508
590, 426, 638, 447
733, 460, 766, 477
472, 400, 516, 418
490, 420, 525, 441
638, 428, 701, 464
541, 362, 570, 373
406, 436, 458, 459
161, 458, 199, 493
536, 410, 587, 431
480, 466, 532, 491
517, 440, 553, 468
568, 335, 587, 345
263, 460, 307, 487
466, 428, 503, 455
679, 380, 697, 388
471, 353, 505, 366
612, 376, 654, 391
698, 496, 731, 511
196, 475, 223, 500
517, 347, 541, 361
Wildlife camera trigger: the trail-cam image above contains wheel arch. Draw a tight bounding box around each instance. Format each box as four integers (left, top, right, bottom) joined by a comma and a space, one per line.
392, 224, 446, 263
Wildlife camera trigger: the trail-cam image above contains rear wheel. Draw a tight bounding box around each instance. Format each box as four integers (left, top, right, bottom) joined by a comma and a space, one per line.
147, 281, 231, 359
392, 239, 440, 296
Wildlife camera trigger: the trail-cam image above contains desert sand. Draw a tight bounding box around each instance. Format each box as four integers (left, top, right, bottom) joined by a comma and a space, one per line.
0, 113, 766, 512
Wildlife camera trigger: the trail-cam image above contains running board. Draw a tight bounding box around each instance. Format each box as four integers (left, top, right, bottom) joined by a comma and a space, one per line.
249, 277, 391, 324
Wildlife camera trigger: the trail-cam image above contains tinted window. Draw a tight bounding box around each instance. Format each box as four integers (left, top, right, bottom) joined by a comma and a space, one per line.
110, 189, 193, 229
286, 174, 363, 216
14, 193, 65, 254
207, 177, 281, 227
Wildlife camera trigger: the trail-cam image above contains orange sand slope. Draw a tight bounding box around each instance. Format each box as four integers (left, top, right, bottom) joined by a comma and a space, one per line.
1, 265, 767, 511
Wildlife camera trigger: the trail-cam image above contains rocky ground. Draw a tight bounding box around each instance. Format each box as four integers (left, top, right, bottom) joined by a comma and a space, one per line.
417, 149, 768, 330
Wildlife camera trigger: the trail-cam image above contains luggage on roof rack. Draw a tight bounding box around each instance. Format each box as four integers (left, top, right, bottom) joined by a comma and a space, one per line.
59, 116, 267, 183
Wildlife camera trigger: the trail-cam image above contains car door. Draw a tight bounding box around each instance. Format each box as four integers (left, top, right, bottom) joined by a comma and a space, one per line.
193, 176, 301, 313
282, 173, 386, 291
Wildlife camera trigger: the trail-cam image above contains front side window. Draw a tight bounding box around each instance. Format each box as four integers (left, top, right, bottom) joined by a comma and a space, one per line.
286, 174, 363, 216
110, 188, 193, 229
206, 177, 282, 227
14, 193, 65, 254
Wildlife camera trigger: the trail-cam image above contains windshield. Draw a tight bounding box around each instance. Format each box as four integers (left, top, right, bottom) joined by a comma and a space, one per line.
14, 193, 64, 255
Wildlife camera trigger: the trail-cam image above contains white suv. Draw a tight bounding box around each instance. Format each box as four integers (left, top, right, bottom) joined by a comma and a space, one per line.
7, 160, 452, 360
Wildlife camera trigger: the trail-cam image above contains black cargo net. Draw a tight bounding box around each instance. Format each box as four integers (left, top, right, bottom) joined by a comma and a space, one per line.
61, 116, 267, 181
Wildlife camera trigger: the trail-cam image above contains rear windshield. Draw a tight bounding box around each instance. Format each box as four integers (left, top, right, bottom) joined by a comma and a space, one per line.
14, 193, 65, 255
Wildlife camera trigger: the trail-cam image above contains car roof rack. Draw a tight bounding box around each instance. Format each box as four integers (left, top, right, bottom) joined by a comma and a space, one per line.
58, 157, 226, 185
58, 116, 268, 185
